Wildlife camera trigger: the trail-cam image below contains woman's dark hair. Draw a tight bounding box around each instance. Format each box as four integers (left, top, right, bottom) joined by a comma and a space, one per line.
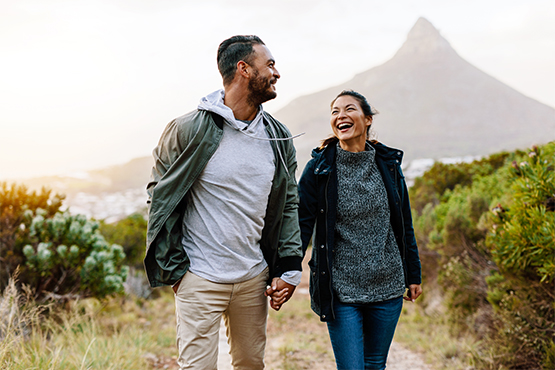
330, 90, 375, 117
217, 35, 265, 85
320, 90, 378, 148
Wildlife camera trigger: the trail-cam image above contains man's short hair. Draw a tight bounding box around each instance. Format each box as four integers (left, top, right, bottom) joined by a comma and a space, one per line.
217, 35, 265, 85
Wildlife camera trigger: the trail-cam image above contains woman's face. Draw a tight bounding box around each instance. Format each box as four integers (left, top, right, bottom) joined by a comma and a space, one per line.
330, 95, 372, 151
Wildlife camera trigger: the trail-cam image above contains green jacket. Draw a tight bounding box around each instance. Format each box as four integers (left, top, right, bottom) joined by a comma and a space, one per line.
144, 109, 303, 287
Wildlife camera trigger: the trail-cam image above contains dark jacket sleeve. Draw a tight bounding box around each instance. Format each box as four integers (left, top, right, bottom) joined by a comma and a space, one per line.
399, 168, 422, 285
144, 117, 192, 287
298, 160, 319, 256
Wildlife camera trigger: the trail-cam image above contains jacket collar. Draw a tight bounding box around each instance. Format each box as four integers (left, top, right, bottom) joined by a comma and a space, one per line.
311, 140, 404, 175
372, 141, 404, 162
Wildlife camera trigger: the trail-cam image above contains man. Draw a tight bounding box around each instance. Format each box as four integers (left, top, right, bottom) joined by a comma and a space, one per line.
144, 35, 303, 370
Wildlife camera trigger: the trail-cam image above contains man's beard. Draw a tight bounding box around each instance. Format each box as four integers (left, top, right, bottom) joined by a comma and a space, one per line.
247, 69, 277, 106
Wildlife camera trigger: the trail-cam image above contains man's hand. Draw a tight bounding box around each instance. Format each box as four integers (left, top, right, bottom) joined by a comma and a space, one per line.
264, 277, 296, 311
403, 284, 422, 302
172, 279, 182, 294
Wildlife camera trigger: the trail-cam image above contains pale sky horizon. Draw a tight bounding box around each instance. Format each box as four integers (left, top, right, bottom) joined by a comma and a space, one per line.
1, 0, 554, 180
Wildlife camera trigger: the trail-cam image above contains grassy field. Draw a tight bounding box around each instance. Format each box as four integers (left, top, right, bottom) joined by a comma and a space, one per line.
1, 276, 177, 370
1, 272, 482, 370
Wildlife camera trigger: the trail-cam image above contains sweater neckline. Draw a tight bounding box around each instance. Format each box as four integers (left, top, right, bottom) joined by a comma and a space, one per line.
336, 142, 376, 163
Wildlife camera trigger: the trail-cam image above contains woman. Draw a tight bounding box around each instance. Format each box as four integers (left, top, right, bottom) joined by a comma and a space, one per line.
298, 90, 422, 370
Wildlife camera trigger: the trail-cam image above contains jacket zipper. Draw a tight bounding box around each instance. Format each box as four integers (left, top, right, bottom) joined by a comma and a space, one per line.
324, 173, 334, 320
394, 164, 408, 287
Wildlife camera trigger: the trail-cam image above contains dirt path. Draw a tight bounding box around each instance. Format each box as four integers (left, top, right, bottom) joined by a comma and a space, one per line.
218, 299, 431, 370
217, 259, 432, 370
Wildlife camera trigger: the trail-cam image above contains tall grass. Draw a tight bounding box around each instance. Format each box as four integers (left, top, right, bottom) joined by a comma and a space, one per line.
395, 303, 479, 370
0, 270, 47, 368
0, 273, 177, 370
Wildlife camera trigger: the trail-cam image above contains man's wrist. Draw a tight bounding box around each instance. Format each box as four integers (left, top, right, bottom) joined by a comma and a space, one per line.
279, 270, 301, 286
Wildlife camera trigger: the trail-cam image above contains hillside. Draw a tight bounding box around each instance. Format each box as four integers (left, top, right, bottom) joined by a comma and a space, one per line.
274, 17, 555, 169
16, 156, 153, 221
10, 17, 554, 221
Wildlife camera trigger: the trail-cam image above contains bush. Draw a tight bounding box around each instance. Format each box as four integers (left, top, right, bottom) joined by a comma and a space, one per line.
484, 144, 555, 369
99, 212, 147, 268
0, 183, 128, 301
0, 183, 63, 292
411, 142, 554, 369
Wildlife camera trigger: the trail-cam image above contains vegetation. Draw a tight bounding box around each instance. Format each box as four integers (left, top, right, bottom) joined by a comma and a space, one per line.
0, 274, 337, 370
1, 143, 553, 369
266, 284, 336, 369
0, 183, 64, 292
99, 212, 147, 268
409, 142, 554, 369
0, 183, 128, 301
0, 274, 177, 370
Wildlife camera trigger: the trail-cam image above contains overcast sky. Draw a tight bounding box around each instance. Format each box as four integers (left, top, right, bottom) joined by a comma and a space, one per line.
1, 0, 554, 179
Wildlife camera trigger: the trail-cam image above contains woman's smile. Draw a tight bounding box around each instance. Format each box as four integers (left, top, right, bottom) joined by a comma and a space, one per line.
331, 95, 372, 152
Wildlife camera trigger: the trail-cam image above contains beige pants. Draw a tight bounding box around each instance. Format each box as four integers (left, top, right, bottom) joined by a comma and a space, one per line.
174, 268, 269, 370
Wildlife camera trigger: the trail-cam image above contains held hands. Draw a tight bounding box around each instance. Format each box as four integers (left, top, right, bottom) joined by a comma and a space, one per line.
403, 284, 422, 303
264, 277, 296, 311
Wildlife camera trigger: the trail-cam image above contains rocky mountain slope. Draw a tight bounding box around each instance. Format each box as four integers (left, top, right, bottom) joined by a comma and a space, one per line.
274, 17, 555, 169
12, 18, 554, 221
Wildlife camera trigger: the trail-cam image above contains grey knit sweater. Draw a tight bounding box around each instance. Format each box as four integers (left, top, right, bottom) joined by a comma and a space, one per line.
332, 143, 405, 303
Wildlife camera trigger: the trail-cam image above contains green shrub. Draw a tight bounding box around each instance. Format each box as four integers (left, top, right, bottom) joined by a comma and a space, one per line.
411, 142, 554, 369
1, 183, 128, 301
484, 143, 555, 369
99, 213, 147, 268
0, 183, 64, 291
487, 145, 555, 282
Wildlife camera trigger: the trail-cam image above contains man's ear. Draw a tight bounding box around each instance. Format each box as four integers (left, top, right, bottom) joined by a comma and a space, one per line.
237, 60, 249, 78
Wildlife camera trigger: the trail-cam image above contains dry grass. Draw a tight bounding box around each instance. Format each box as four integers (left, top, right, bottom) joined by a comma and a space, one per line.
395, 302, 479, 370
2, 266, 466, 370
0, 274, 178, 370
266, 291, 336, 370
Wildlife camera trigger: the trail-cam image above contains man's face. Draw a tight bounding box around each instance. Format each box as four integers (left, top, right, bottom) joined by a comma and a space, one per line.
247, 44, 280, 106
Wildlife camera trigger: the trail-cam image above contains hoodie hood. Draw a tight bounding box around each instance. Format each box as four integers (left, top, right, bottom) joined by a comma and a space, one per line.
198, 89, 264, 135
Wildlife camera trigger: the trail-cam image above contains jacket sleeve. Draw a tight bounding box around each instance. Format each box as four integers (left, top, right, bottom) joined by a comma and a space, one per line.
298, 160, 318, 256
144, 118, 190, 287
146, 119, 185, 208
399, 168, 422, 285
276, 139, 303, 272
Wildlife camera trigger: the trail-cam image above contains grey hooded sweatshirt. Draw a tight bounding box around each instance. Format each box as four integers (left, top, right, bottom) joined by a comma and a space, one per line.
181, 90, 301, 285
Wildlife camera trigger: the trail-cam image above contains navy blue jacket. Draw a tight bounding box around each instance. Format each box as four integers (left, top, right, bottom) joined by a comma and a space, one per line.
298, 140, 422, 321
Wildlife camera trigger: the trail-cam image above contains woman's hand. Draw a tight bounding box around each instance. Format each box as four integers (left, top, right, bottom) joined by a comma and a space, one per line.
265, 278, 296, 311
403, 284, 422, 302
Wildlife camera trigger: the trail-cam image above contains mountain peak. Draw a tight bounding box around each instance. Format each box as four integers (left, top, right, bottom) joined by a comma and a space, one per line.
393, 17, 455, 58
407, 17, 442, 40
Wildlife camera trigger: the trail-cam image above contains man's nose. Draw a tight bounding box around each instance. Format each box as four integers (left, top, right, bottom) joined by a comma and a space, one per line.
273, 68, 280, 79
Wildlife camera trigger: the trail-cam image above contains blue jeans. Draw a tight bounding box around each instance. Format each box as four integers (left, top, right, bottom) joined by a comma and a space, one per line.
327, 296, 403, 370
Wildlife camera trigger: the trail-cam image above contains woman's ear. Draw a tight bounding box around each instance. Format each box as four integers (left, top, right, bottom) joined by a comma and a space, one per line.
366, 115, 373, 127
